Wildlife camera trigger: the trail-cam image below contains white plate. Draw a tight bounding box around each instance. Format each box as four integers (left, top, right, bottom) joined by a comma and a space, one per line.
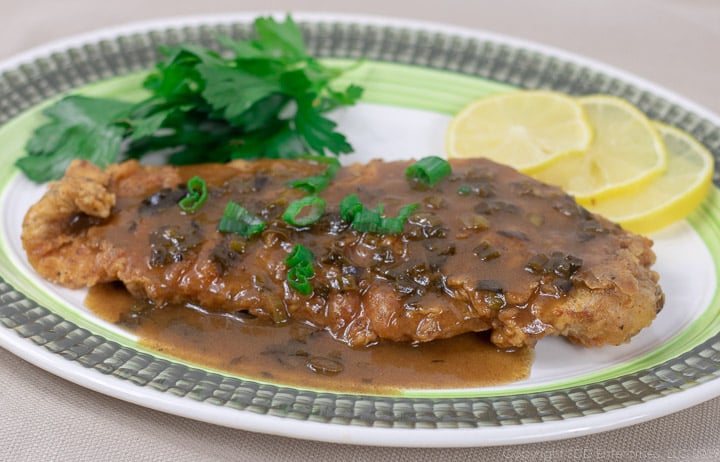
1, 13, 720, 447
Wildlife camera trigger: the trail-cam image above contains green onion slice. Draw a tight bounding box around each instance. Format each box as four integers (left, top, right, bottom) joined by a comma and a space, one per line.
178, 176, 208, 212
339, 194, 418, 235
377, 203, 419, 234
287, 267, 312, 295
287, 175, 330, 194
406, 156, 452, 187
285, 244, 315, 296
339, 194, 364, 222
217, 201, 266, 238
286, 243, 314, 268
287, 155, 341, 194
283, 196, 326, 227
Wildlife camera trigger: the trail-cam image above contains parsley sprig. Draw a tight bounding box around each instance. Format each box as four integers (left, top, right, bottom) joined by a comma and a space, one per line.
16, 15, 363, 183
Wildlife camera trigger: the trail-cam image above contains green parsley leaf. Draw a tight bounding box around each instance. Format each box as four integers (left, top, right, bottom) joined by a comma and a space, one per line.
17, 95, 133, 182
214, 35, 265, 60
198, 63, 283, 121
230, 122, 306, 159
294, 93, 353, 155
142, 46, 218, 103
128, 108, 171, 141
17, 14, 363, 183
326, 84, 364, 107
253, 15, 307, 60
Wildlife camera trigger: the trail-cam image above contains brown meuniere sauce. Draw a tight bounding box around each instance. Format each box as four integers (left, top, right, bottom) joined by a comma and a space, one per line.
81, 158, 625, 394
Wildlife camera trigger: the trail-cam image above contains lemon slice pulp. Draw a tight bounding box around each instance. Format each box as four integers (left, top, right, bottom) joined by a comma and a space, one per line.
445, 91, 713, 234
531, 95, 668, 202
588, 122, 714, 234
446, 91, 592, 171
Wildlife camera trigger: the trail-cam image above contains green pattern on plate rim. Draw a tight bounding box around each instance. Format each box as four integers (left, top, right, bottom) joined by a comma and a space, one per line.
2, 18, 720, 428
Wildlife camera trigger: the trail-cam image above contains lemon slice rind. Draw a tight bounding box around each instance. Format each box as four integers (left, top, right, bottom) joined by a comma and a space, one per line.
588, 121, 714, 234
532, 95, 668, 203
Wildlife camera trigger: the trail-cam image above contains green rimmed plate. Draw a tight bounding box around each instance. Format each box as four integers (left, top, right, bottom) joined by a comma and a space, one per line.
1, 13, 720, 447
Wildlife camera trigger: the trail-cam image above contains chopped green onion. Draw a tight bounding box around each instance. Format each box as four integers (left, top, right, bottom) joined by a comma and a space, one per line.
287, 267, 313, 295
339, 194, 418, 235
339, 194, 364, 222
351, 204, 385, 233
217, 201, 266, 238
286, 243, 313, 268
377, 203, 420, 234
285, 244, 315, 295
178, 176, 208, 213
287, 175, 330, 194
283, 196, 327, 226
406, 156, 452, 187
287, 155, 341, 193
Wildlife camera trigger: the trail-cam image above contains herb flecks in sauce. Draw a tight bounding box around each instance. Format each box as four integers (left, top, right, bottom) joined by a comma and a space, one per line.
86, 282, 534, 393
77, 156, 647, 391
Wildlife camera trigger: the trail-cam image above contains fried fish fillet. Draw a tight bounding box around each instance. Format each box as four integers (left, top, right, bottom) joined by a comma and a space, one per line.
22, 158, 664, 349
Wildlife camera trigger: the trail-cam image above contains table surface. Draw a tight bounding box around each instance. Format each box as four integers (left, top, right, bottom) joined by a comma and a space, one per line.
2, 1, 719, 460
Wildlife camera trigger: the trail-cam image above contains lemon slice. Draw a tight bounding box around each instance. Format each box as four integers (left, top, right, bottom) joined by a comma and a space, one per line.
588, 122, 714, 234
531, 95, 668, 202
446, 91, 592, 171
